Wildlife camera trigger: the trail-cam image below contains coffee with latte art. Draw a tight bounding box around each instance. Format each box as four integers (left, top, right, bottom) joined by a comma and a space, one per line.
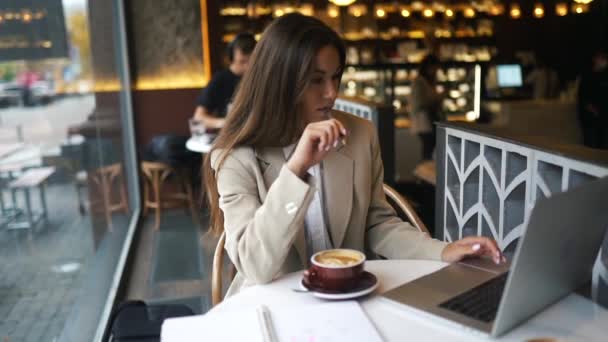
314, 249, 364, 267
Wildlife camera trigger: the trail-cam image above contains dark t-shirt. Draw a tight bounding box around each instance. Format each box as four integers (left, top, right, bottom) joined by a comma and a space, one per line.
580, 69, 608, 115
197, 69, 240, 117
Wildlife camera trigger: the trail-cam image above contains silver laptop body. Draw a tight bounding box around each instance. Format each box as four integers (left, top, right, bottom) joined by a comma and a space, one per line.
382, 176, 608, 337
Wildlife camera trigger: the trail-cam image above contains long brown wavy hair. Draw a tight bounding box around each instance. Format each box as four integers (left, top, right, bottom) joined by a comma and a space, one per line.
203, 13, 345, 236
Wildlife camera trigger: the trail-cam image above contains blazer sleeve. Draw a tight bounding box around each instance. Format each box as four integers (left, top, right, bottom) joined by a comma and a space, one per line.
364, 124, 447, 260
213, 152, 315, 284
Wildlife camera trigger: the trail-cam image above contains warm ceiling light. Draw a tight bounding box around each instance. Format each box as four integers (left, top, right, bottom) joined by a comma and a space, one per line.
401, 9, 411, 17
298, 5, 314, 16
534, 4, 544, 18
445, 9, 454, 17
376, 8, 386, 18
411, 1, 424, 11
572, 3, 589, 13
510, 4, 521, 18
573, 3, 589, 13
574, 0, 593, 4
328, 5, 339, 18
348, 5, 367, 17
490, 4, 505, 15
328, 0, 356, 6
423, 8, 434, 18
556, 3, 568, 16
21, 11, 33, 22
274, 9, 285, 17
464, 8, 475, 18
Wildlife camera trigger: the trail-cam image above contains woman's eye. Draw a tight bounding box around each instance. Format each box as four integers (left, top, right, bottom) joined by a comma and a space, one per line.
311, 78, 323, 84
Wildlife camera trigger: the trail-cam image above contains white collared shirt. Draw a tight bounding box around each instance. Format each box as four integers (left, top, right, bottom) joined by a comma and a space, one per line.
283, 145, 332, 258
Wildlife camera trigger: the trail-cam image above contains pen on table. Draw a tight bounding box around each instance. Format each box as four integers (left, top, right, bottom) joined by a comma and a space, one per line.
257, 305, 279, 342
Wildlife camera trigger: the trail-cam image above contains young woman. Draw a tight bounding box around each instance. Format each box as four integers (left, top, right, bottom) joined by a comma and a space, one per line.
203, 13, 504, 296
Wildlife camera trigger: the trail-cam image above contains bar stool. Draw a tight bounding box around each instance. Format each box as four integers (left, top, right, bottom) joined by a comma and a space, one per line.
89, 163, 130, 230
140, 161, 196, 230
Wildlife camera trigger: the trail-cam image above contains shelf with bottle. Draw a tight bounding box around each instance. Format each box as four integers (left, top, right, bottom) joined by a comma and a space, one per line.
340, 63, 479, 122
344, 38, 495, 65
341, 35, 495, 45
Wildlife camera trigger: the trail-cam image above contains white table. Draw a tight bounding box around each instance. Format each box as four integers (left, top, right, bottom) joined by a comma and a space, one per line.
0, 145, 42, 169
185, 135, 214, 153
0, 143, 24, 159
163, 260, 608, 341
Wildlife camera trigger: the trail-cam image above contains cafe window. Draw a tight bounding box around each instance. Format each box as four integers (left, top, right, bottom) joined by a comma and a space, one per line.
0, 0, 139, 341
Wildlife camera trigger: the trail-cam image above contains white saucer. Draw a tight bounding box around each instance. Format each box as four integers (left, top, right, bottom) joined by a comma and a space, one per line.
300, 272, 379, 300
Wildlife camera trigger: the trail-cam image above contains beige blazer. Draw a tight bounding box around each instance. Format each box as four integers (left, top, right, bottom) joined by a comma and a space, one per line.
211, 111, 447, 296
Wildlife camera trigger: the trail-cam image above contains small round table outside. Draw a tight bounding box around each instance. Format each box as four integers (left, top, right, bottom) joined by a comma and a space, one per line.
185, 135, 214, 154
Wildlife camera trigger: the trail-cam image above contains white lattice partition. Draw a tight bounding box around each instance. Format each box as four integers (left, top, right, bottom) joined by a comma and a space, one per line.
439, 126, 608, 307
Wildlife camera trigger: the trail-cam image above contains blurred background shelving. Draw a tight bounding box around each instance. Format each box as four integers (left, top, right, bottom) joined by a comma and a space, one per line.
214, 0, 511, 122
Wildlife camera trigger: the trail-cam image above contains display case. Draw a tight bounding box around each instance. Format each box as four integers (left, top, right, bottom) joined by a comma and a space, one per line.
341, 62, 482, 121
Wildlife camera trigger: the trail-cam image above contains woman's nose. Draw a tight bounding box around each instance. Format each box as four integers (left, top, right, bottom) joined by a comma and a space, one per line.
323, 79, 337, 99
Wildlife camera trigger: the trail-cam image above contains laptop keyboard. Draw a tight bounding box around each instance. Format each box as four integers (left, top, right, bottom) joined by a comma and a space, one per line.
439, 273, 509, 323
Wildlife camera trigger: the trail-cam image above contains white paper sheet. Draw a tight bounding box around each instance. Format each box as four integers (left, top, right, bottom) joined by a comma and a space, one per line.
162, 301, 384, 342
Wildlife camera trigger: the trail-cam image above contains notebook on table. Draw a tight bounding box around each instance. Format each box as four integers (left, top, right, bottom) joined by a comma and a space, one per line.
162, 300, 383, 342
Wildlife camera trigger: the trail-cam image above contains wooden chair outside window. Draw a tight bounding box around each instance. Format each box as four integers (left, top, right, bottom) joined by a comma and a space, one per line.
89, 163, 130, 230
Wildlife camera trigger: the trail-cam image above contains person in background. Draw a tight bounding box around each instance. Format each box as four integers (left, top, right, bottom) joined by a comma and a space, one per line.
18, 70, 39, 107
192, 33, 257, 129
203, 14, 504, 297
525, 56, 559, 100
578, 49, 608, 149
410, 54, 443, 160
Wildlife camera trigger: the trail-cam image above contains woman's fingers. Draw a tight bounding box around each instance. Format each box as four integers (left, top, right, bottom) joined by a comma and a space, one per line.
328, 122, 339, 148
442, 236, 506, 264
457, 236, 504, 264
324, 124, 337, 150
296, 119, 348, 166
326, 119, 347, 147
310, 126, 329, 151
334, 119, 348, 144
310, 119, 344, 151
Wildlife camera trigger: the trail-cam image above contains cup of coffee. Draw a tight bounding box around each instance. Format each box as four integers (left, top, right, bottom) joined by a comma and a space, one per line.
303, 249, 366, 292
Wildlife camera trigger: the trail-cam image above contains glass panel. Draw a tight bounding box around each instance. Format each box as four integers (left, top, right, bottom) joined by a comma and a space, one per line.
0, 0, 137, 341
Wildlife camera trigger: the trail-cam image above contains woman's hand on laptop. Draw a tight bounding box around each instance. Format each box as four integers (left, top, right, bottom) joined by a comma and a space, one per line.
441, 236, 506, 264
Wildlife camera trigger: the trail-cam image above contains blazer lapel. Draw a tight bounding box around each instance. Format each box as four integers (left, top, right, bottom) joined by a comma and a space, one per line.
254, 147, 308, 267
255, 146, 283, 188
323, 145, 354, 248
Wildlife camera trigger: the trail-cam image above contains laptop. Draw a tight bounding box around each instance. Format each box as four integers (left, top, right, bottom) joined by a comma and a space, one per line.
382, 176, 608, 337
